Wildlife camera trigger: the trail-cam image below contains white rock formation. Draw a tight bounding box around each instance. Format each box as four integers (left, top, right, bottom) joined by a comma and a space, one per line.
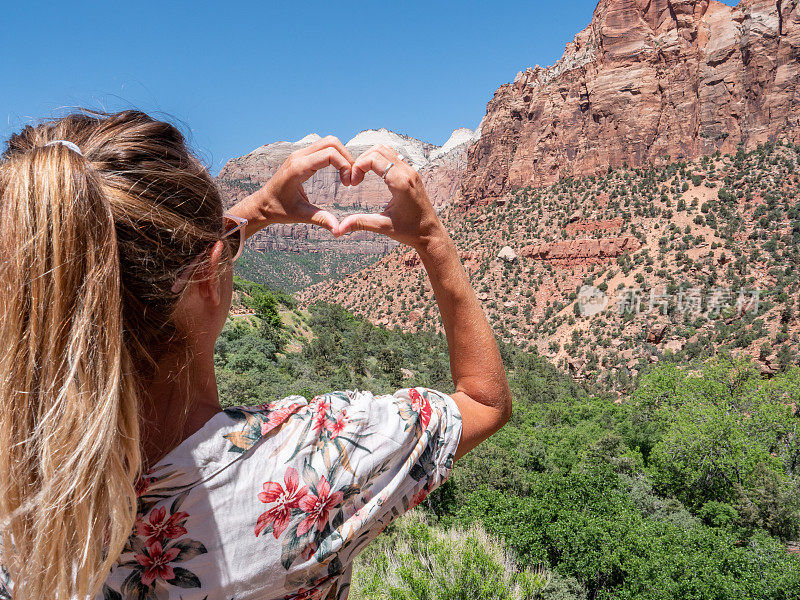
345, 128, 433, 168
295, 133, 322, 144
498, 246, 518, 262
429, 128, 476, 162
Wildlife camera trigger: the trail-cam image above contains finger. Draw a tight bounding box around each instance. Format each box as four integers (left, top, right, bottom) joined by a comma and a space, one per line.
298, 204, 340, 233
350, 148, 393, 186
371, 143, 402, 163
339, 165, 351, 186
296, 135, 355, 165
371, 144, 418, 175
294, 146, 353, 183
336, 212, 393, 237
370, 145, 420, 191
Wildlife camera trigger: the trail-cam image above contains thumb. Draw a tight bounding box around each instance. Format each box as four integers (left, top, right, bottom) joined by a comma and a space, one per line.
335, 213, 393, 237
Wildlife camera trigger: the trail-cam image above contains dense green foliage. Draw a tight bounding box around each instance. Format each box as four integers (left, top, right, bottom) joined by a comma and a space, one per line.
215, 280, 800, 599
216, 283, 453, 405
432, 357, 800, 600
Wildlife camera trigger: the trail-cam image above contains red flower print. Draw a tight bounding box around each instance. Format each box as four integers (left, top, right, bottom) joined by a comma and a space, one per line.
284, 587, 324, 600
135, 506, 189, 546
135, 541, 180, 586
325, 410, 348, 439
283, 575, 332, 600
256, 467, 308, 538
409, 388, 432, 430
260, 405, 295, 436
296, 476, 344, 536
311, 398, 331, 434
410, 487, 430, 509
134, 476, 152, 498
301, 540, 318, 561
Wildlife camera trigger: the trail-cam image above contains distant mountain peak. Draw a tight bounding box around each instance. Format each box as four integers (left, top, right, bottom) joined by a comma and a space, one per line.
343, 129, 431, 169
345, 128, 423, 147
430, 128, 478, 162
295, 133, 322, 144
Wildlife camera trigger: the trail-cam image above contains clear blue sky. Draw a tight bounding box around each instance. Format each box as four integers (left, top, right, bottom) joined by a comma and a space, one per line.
1, 0, 738, 174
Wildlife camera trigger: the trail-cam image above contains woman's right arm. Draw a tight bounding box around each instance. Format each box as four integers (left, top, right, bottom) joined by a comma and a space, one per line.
336, 145, 512, 461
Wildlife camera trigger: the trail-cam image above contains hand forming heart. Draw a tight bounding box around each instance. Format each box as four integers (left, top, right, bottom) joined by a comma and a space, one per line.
251, 135, 444, 251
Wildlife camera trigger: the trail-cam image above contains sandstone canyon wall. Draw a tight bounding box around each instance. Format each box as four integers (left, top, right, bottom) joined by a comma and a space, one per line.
460, 0, 800, 204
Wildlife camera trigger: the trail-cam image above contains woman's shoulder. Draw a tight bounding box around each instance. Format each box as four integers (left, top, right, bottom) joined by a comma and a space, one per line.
148, 387, 460, 480
237, 387, 460, 449
219, 394, 311, 454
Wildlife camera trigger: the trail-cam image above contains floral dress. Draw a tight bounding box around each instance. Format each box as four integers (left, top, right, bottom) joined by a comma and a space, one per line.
0, 387, 462, 600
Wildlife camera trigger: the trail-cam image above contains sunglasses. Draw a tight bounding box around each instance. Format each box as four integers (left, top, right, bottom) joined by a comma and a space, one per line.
170, 213, 248, 293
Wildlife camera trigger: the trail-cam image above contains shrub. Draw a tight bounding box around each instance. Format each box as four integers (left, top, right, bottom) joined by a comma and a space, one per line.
350, 511, 550, 600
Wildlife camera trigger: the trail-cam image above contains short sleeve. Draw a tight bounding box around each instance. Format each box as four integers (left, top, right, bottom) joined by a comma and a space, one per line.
369, 386, 462, 499
329, 386, 462, 561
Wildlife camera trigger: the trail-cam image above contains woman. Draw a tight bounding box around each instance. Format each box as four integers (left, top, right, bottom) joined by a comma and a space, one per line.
0, 110, 511, 599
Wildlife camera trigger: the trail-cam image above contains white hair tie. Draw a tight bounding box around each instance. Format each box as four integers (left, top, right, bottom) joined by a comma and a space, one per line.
45, 140, 83, 156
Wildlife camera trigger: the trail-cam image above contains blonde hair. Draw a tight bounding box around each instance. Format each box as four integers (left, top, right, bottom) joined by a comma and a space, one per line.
0, 110, 226, 599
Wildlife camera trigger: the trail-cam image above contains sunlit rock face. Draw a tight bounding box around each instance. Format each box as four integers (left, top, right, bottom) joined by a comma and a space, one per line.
460, 0, 800, 204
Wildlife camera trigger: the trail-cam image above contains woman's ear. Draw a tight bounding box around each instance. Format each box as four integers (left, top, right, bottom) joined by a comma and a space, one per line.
195, 240, 226, 307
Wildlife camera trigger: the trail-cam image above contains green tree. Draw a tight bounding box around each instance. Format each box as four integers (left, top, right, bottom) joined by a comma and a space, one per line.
252, 290, 285, 353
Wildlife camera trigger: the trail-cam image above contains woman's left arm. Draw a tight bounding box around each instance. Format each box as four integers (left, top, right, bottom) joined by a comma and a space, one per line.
226, 136, 354, 238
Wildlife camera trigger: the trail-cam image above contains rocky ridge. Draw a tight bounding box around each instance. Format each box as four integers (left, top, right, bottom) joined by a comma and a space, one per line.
460, 0, 800, 204
299, 142, 800, 390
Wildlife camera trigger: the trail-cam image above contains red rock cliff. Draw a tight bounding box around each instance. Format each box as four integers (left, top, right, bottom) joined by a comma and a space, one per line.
461, 0, 800, 204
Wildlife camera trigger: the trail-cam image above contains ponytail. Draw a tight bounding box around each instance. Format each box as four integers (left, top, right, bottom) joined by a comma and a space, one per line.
0, 141, 141, 598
